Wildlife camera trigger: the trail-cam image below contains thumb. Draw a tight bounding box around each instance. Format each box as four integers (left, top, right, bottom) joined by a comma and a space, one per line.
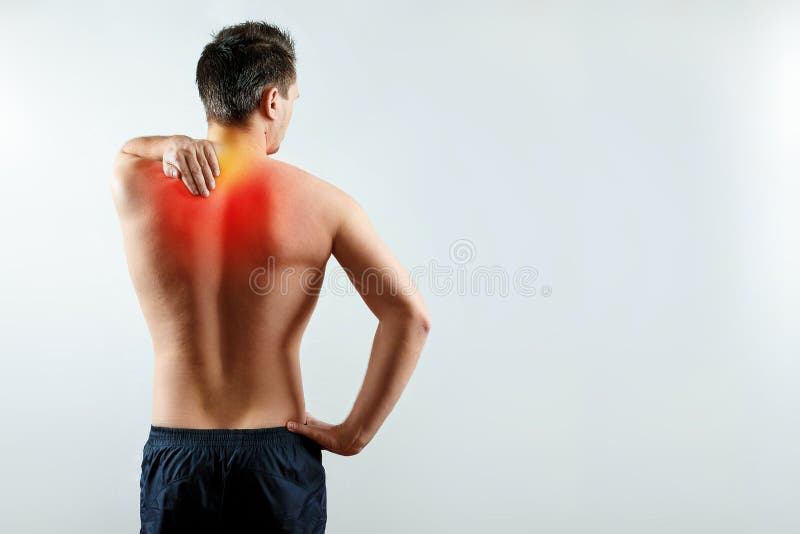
286, 421, 305, 433
286, 421, 326, 446
163, 163, 178, 178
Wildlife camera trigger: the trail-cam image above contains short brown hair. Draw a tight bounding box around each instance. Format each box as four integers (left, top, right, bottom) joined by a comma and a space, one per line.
196, 21, 296, 125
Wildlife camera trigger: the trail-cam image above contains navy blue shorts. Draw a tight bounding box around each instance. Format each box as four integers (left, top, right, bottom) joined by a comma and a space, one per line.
139, 425, 327, 533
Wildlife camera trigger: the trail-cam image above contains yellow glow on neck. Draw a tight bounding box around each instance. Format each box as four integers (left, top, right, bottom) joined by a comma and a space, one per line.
214, 143, 267, 186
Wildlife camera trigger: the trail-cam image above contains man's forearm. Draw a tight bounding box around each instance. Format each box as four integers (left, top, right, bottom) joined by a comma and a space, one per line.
121, 135, 188, 160
341, 312, 431, 451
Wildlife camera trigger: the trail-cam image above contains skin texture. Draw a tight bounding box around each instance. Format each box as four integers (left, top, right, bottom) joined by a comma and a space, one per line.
111, 83, 431, 455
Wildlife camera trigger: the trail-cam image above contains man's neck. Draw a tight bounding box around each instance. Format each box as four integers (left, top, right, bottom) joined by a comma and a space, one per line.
206, 121, 267, 162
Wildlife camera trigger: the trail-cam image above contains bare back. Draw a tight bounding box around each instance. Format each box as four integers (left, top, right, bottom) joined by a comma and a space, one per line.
113, 154, 342, 428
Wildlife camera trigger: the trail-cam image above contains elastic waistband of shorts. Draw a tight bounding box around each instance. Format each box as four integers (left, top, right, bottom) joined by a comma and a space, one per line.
146, 424, 306, 447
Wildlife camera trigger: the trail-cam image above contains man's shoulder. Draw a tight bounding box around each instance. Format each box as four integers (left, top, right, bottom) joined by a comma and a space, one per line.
110, 152, 163, 210
267, 157, 356, 207
266, 158, 368, 237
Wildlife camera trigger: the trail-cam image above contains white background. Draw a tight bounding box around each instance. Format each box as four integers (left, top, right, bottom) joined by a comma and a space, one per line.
1, 1, 798, 532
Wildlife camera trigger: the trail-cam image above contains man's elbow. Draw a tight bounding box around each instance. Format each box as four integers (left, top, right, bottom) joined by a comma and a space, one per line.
416, 309, 432, 335
118, 138, 138, 156
378, 300, 431, 334
402, 304, 431, 336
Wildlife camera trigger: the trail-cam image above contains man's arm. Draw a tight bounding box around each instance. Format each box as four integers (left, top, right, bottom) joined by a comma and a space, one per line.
116, 135, 219, 197
286, 193, 431, 455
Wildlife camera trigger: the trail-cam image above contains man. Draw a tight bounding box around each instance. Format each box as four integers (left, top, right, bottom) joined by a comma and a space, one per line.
111, 21, 431, 533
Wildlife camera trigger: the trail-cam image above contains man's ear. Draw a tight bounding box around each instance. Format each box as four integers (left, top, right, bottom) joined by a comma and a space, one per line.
260, 87, 280, 120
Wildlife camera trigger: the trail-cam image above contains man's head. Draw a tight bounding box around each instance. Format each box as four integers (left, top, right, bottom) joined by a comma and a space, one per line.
196, 21, 298, 154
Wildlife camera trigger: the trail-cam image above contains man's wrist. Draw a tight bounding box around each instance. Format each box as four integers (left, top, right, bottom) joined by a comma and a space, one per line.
340, 417, 371, 453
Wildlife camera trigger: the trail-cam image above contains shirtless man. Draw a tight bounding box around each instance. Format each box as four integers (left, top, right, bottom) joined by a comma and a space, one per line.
111, 21, 431, 533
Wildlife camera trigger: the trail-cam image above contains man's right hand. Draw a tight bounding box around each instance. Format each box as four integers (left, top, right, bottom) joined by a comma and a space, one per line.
162, 135, 220, 197
286, 412, 367, 456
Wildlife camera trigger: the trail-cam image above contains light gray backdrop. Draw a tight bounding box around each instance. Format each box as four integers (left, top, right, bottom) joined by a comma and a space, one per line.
1, 1, 798, 532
